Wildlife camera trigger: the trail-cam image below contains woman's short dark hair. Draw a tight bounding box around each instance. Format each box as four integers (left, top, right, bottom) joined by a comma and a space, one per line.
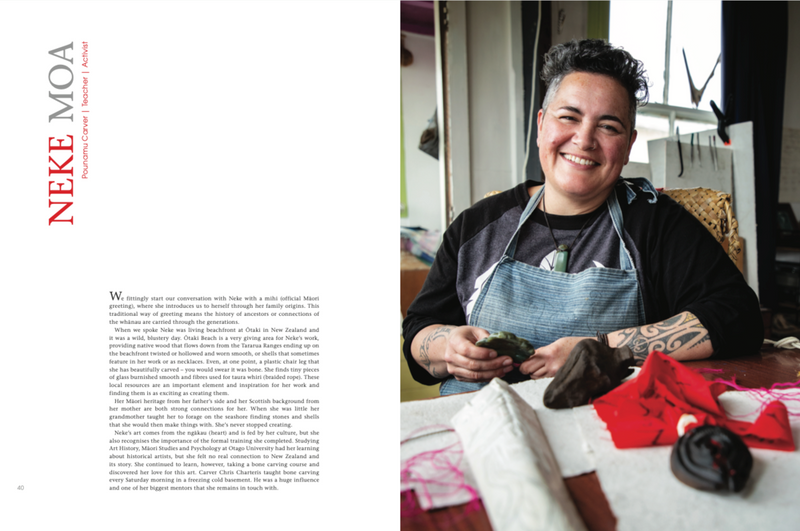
541, 39, 649, 131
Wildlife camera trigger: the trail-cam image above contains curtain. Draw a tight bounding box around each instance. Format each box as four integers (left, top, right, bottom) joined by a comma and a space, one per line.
721, 1, 788, 309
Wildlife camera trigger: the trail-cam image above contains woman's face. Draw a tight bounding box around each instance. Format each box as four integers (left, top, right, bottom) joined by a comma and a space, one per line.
537, 72, 637, 213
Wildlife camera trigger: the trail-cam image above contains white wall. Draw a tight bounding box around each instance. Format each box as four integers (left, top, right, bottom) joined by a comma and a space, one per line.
464, 1, 525, 205
402, 1, 527, 229
401, 32, 441, 231
550, 1, 588, 46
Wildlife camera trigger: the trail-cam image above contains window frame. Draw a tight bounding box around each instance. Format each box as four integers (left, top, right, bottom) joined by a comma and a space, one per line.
637, 102, 717, 137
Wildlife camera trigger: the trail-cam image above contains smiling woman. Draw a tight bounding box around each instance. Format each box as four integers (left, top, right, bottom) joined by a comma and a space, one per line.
401, 39, 763, 397
536, 72, 637, 215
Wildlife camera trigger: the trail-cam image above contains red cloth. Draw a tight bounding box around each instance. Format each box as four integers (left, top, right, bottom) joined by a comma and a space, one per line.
592, 351, 795, 451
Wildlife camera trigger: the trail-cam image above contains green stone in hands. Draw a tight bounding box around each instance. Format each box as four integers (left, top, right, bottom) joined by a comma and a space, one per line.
475, 331, 536, 364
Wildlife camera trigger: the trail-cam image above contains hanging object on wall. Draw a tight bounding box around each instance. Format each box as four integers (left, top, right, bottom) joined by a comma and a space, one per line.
683, 49, 720, 107
647, 132, 732, 193
401, 34, 413, 67
418, 108, 438, 160
710, 94, 733, 145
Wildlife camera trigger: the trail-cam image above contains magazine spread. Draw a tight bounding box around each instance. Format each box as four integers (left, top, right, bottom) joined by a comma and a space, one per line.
2, 2, 398, 529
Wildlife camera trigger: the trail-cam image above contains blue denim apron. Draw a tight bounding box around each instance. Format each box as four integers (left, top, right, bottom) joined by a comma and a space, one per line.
440, 184, 646, 395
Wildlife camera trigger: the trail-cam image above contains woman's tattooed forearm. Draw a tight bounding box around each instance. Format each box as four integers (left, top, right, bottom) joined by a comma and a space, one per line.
418, 326, 453, 377
616, 312, 710, 362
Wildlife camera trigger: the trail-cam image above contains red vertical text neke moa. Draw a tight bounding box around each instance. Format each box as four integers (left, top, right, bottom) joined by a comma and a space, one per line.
47, 42, 75, 225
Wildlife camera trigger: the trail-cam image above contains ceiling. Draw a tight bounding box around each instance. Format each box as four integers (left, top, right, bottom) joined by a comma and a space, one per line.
401, 1, 435, 37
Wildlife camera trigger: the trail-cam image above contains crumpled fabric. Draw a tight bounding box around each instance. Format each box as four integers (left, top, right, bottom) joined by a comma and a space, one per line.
452, 379, 587, 531
593, 351, 795, 451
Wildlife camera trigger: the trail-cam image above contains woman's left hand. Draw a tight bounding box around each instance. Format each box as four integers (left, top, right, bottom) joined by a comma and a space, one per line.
519, 336, 591, 379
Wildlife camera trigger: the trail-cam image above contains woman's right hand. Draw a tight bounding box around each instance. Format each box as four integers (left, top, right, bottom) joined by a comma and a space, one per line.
412, 324, 514, 382
446, 326, 516, 382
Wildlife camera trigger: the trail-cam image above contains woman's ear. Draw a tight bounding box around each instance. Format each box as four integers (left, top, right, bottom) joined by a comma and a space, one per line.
536, 109, 544, 147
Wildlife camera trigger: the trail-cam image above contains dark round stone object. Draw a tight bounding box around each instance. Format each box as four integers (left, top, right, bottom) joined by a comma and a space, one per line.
543, 339, 635, 409
670, 425, 753, 492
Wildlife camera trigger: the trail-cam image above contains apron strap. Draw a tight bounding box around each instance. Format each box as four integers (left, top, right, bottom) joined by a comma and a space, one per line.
502, 186, 545, 259
607, 189, 636, 270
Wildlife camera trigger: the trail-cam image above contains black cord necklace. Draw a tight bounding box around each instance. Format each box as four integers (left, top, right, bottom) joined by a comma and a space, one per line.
541, 194, 598, 272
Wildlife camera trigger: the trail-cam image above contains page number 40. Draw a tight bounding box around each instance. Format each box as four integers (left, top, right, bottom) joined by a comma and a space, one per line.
17, 485, 24, 491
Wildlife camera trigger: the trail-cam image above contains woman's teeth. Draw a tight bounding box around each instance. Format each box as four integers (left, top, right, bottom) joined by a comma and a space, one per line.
563, 154, 598, 166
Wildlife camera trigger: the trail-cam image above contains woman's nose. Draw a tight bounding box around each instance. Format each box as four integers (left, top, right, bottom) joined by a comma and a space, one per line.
572, 124, 596, 151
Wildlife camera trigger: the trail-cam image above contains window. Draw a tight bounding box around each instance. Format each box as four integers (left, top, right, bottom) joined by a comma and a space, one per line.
610, 1, 721, 162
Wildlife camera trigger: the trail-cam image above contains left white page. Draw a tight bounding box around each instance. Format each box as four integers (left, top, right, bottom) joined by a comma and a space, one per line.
1, 2, 398, 529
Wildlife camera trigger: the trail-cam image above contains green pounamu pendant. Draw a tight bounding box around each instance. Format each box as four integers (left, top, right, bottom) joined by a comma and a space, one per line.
554, 244, 569, 272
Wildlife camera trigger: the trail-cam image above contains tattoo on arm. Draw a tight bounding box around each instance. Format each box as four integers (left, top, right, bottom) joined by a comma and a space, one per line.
615, 312, 710, 363
418, 326, 453, 378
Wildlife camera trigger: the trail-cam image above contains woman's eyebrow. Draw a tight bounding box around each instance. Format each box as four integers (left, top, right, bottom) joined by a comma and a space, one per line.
598, 114, 625, 126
